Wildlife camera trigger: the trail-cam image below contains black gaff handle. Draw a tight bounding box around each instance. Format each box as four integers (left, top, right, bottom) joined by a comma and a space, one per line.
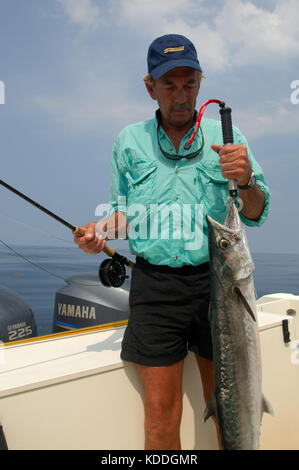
219, 106, 238, 198
219, 106, 233, 145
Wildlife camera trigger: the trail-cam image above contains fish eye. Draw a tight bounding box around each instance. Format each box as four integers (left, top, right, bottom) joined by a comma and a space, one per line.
218, 238, 231, 250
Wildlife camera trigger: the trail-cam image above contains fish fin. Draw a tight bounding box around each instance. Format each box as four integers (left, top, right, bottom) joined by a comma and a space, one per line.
262, 395, 274, 417
234, 286, 256, 322
203, 395, 217, 423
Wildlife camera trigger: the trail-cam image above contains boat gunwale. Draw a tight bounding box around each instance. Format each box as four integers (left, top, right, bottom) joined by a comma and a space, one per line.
2, 320, 128, 349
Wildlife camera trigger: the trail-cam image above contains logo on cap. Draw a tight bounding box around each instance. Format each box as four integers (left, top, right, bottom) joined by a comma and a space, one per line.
163, 46, 185, 54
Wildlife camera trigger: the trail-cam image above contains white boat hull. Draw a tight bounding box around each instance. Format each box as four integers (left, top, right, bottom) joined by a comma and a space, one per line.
0, 293, 298, 450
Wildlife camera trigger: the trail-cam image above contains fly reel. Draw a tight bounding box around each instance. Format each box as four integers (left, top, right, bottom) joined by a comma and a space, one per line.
98, 253, 129, 288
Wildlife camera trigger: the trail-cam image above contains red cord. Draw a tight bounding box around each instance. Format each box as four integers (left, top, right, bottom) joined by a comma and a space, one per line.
186, 99, 224, 147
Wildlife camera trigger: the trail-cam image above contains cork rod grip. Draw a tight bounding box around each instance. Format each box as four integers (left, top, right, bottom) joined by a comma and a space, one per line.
73, 226, 116, 258
73, 226, 86, 237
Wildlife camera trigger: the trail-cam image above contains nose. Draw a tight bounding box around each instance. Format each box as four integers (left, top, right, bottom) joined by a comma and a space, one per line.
174, 86, 187, 104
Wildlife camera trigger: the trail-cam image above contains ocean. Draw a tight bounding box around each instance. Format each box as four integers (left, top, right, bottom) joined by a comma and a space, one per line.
1, 243, 299, 337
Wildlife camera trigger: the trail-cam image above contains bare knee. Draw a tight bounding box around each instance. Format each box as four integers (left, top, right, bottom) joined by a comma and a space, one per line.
144, 394, 182, 449
136, 361, 184, 450
145, 392, 182, 428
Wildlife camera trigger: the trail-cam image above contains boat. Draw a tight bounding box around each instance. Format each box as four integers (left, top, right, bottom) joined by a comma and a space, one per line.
0, 267, 299, 450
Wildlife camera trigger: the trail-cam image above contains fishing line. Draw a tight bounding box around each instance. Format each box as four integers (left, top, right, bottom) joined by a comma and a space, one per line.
0, 238, 66, 281
0, 211, 73, 244
0, 237, 127, 287
0, 178, 134, 270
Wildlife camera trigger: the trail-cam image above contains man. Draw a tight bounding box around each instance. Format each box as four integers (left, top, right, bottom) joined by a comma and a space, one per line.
74, 34, 269, 450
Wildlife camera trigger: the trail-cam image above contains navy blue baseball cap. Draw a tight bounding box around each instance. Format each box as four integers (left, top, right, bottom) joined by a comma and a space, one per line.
147, 34, 202, 79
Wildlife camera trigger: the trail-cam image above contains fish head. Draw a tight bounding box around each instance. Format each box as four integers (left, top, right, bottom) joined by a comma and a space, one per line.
207, 203, 254, 281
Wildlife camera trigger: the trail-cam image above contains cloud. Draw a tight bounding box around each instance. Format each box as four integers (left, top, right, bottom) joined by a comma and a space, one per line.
30, 69, 151, 139
234, 97, 299, 141
117, 0, 299, 71
54, 0, 299, 72
115, 0, 229, 73
214, 0, 299, 68
57, 0, 100, 28
31, 0, 298, 141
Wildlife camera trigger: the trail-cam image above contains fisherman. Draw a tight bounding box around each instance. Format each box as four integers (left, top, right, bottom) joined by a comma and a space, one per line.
74, 34, 269, 450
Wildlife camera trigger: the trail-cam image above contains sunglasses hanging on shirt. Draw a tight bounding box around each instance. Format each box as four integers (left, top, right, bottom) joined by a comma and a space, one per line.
156, 110, 204, 161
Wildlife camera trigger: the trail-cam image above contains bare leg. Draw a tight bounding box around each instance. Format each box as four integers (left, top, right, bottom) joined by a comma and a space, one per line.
136, 360, 184, 450
195, 355, 222, 449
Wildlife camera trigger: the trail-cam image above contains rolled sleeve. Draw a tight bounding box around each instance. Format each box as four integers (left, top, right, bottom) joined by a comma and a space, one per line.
239, 179, 270, 227
234, 126, 270, 227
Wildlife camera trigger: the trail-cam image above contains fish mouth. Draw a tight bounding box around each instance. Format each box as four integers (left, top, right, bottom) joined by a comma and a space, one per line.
206, 215, 239, 236
207, 213, 255, 280
206, 202, 242, 234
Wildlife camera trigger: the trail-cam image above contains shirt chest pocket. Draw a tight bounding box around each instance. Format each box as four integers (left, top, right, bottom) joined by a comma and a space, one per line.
196, 162, 228, 217
125, 162, 158, 205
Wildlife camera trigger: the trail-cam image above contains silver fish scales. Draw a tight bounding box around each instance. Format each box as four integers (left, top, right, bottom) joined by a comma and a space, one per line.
205, 203, 273, 450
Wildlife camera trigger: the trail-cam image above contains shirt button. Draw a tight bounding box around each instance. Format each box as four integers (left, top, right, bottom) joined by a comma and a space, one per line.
173, 196, 178, 201
169, 147, 174, 152
173, 255, 178, 260
175, 169, 179, 174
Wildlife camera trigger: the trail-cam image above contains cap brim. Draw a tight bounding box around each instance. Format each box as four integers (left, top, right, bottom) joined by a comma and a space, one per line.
151, 59, 202, 79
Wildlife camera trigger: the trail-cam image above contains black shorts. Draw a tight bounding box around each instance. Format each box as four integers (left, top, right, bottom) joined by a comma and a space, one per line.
121, 257, 213, 366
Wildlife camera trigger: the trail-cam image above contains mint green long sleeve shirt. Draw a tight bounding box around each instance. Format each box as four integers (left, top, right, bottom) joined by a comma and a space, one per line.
108, 112, 270, 267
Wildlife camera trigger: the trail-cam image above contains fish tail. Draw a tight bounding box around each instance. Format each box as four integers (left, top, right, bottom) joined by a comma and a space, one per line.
203, 394, 218, 422
262, 394, 274, 418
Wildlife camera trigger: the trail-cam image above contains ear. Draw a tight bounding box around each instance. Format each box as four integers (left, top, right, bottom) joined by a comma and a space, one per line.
145, 82, 157, 101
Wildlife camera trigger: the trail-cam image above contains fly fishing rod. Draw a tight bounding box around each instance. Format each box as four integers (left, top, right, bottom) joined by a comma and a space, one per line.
0, 179, 134, 287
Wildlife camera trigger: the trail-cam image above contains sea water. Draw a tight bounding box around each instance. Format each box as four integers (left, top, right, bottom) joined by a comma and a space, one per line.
0, 243, 299, 336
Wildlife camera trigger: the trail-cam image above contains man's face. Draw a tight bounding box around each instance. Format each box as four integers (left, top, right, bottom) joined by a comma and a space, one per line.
146, 67, 200, 130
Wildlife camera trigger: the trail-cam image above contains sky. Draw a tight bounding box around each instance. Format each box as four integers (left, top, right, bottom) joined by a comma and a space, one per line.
0, 0, 299, 254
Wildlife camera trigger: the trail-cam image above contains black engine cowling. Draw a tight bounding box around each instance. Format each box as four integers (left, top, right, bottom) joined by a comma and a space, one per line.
0, 285, 38, 343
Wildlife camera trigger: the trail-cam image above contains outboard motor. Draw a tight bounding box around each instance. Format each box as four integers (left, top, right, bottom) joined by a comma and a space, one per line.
53, 273, 130, 333
0, 285, 38, 343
